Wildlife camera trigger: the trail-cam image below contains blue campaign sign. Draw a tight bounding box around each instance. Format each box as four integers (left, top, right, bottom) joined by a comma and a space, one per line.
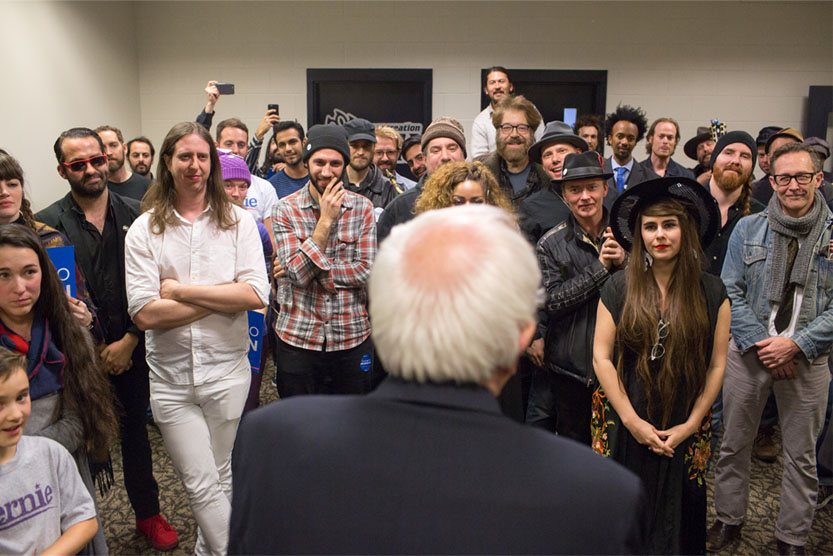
46, 246, 76, 298
247, 311, 266, 373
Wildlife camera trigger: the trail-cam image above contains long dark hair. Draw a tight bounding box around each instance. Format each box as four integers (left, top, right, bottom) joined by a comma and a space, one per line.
0, 152, 36, 227
0, 224, 118, 460
143, 122, 236, 234
616, 199, 710, 428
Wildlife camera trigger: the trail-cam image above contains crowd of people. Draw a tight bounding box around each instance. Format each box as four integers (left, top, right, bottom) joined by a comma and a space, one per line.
0, 65, 831, 556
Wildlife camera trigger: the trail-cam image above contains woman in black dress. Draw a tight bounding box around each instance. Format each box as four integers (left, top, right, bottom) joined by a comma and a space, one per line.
592, 177, 731, 554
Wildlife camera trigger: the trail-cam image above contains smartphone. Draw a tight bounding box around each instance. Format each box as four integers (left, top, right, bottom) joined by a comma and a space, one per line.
215, 83, 235, 95
267, 103, 280, 115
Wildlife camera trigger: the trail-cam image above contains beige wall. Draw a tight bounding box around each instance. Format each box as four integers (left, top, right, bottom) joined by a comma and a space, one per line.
1, 1, 141, 211
3, 1, 832, 210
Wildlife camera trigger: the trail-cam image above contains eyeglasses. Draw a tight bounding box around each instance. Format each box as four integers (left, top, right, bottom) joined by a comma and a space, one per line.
498, 123, 532, 136
650, 319, 669, 361
772, 172, 818, 187
62, 155, 108, 173
374, 150, 398, 158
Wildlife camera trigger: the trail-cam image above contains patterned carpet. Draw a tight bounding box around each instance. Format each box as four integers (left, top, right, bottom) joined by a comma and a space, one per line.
98, 361, 833, 555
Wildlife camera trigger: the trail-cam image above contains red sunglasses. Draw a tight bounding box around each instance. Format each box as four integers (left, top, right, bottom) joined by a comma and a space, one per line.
62, 155, 108, 173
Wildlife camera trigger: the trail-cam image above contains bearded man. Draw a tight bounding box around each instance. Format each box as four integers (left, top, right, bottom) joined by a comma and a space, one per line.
704, 131, 766, 276
475, 94, 550, 207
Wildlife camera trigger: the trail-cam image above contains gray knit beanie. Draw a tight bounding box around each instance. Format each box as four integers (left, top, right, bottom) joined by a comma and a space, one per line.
421, 117, 467, 158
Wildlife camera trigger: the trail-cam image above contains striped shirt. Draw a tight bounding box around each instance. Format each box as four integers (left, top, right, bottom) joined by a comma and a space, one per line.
272, 182, 376, 351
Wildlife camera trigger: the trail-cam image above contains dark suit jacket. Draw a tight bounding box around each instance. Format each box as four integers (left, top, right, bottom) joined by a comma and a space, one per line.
604, 157, 658, 193
229, 377, 647, 555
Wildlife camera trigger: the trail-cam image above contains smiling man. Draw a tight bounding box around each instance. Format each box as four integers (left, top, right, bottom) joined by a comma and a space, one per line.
603, 104, 657, 193
271, 124, 377, 397
532, 151, 624, 443
702, 131, 765, 276
125, 122, 268, 556
710, 142, 833, 555
268, 121, 309, 199
471, 66, 544, 158
475, 95, 549, 207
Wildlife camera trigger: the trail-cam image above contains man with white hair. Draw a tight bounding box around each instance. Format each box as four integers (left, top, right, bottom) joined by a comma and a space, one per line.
229, 205, 647, 555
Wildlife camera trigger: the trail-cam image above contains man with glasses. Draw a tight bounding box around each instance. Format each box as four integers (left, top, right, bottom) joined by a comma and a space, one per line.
474, 95, 550, 208
40, 127, 179, 551
374, 125, 416, 192
709, 142, 833, 555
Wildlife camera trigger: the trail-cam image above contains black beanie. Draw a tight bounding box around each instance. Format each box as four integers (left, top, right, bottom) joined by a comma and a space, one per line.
710, 131, 757, 170
303, 124, 350, 163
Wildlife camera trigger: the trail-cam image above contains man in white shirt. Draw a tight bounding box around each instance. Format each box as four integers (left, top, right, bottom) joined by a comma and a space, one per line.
471, 66, 544, 158
125, 121, 269, 556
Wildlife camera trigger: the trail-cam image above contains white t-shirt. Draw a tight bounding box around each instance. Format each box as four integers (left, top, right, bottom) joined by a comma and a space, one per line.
245, 175, 278, 223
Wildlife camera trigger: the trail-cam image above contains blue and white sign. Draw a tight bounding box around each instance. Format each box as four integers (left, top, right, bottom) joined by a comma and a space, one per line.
46, 246, 76, 298
247, 311, 266, 372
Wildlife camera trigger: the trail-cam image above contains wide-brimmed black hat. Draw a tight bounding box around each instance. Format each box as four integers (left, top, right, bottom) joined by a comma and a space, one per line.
609, 176, 720, 252
683, 126, 711, 161
555, 151, 613, 182
528, 121, 588, 164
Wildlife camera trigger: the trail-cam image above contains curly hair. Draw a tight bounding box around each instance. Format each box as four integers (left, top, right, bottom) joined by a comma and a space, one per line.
0, 224, 118, 461
604, 104, 649, 142
414, 161, 513, 215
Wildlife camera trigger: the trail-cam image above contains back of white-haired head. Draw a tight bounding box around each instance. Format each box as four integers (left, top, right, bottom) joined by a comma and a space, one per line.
369, 205, 541, 384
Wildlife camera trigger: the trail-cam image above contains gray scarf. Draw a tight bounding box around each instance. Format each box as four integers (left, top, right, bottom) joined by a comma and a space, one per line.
766, 189, 827, 303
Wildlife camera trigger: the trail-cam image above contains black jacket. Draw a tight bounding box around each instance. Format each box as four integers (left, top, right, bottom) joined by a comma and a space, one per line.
536, 213, 622, 386
475, 151, 550, 207
230, 377, 647, 555
376, 175, 426, 243
520, 182, 619, 246
37, 191, 142, 341
346, 163, 399, 210
604, 156, 658, 192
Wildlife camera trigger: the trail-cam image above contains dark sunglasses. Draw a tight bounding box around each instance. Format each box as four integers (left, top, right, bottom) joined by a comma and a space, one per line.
62, 155, 108, 173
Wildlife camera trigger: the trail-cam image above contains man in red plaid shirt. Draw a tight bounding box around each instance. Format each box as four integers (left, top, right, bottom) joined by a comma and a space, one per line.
271, 124, 377, 396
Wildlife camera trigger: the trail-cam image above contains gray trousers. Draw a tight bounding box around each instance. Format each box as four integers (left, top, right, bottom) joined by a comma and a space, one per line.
713, 339, 830, 545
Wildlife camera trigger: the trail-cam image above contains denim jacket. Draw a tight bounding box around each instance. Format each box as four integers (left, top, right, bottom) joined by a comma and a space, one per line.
720, 208, 833, 360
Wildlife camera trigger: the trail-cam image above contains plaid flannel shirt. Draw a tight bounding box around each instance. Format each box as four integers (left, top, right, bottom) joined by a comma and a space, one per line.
272, 183, 376, 351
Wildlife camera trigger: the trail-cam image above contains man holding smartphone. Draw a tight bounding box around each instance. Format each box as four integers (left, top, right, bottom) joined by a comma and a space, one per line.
271, 124, 377, 397
197, 80, 279, 173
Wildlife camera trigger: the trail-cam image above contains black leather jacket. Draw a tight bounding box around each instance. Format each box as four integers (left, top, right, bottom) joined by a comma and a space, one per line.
536, 213, 623, 386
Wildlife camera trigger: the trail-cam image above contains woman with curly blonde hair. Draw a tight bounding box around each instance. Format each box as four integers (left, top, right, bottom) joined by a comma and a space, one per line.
414, 161, 513, 215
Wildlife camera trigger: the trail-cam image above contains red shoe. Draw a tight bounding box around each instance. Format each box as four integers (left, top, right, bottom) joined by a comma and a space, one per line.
136, 514, 179, 551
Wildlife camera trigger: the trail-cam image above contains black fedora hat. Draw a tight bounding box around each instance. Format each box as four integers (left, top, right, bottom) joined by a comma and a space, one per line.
609, 176, 720, 252
683, 126, 711, 161
556, 151, 613, 182
528, 121, 588, 164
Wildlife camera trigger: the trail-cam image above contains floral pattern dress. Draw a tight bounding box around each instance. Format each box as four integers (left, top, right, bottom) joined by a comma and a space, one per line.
591, 271, 727, 555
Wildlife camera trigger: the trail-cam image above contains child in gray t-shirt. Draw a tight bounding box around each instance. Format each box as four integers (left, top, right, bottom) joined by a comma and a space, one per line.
0, 349, 98, 554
